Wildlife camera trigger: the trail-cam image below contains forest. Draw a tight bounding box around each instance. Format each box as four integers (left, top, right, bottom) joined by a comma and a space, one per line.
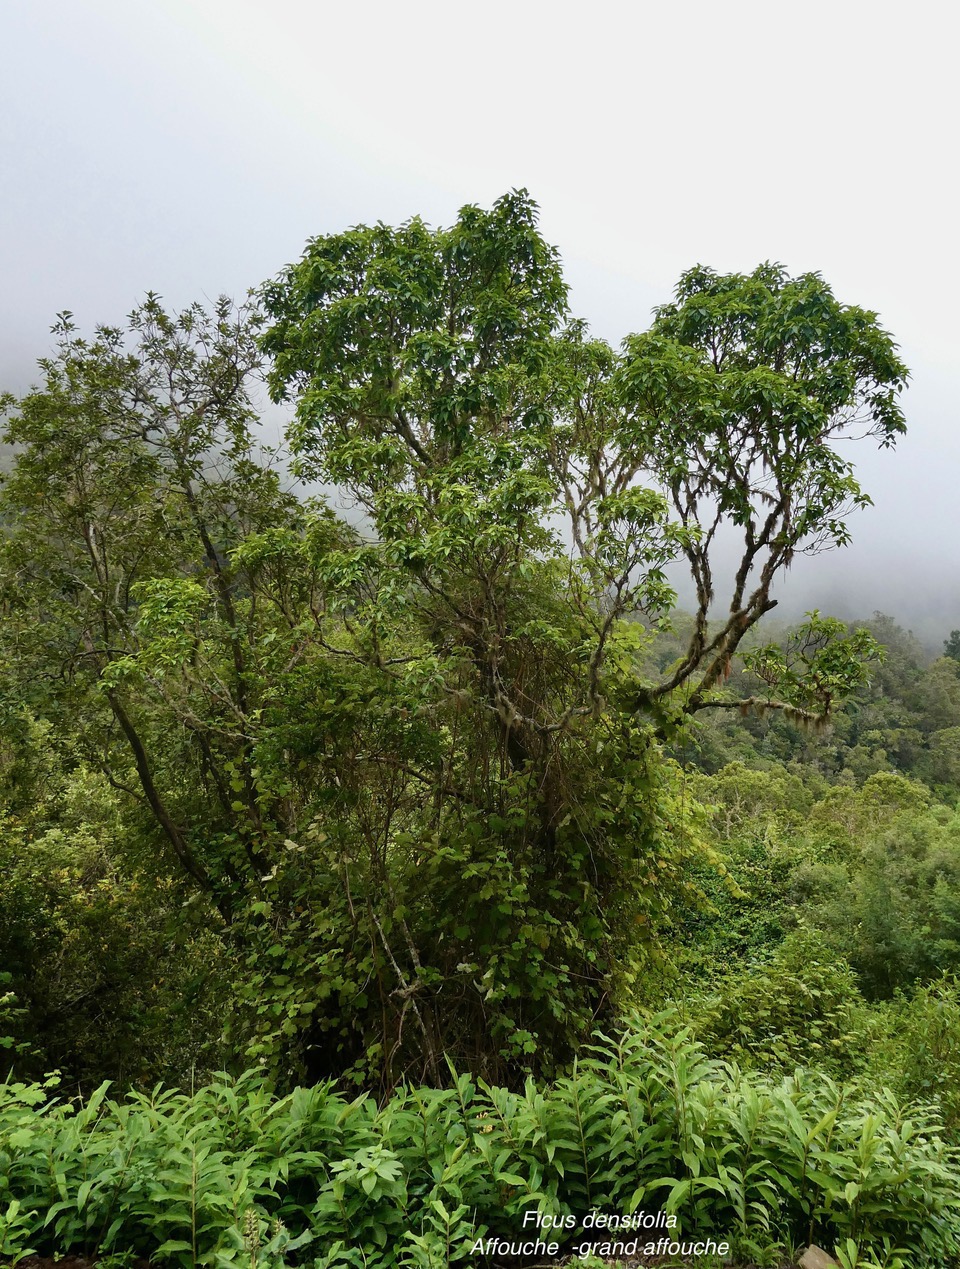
2, 192, 959, 1269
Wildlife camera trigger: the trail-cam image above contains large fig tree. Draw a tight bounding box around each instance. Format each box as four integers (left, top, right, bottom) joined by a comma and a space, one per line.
0, 192, 907, 1088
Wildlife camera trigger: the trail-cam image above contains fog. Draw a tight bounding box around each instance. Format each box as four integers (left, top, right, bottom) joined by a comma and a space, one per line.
2, 0, 956, 647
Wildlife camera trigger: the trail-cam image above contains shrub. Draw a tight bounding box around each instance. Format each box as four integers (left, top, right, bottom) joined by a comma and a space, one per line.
862, 977, 960, 1139
687, 931, 865, 1078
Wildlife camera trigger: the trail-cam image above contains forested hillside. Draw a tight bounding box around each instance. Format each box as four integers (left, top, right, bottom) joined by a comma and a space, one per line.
2, 194, 958, 1268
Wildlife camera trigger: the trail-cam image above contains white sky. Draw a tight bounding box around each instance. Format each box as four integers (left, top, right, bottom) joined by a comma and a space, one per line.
2, 0, 958, 640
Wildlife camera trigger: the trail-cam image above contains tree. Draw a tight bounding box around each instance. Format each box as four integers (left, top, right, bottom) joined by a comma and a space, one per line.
262, 191, 907, 734
253, 190, 906, 1080
0, 297, 300, 915
0, 193, 909, 1089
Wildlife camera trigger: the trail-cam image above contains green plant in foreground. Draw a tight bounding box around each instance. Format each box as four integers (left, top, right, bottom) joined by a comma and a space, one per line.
1, 1013, 958, 1267
0, 1200, 37, 1266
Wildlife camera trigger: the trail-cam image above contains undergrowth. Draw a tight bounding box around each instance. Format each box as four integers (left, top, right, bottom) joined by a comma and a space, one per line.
1, 1014, 958, 1269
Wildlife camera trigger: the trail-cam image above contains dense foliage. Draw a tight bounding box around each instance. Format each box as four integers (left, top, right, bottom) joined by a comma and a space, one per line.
2, 1016, 958, 1269
2, 193, 959, 1266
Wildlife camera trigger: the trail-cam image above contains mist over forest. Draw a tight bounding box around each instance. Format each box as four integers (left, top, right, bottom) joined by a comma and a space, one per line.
4, 5, 960, 1268
4, 317, 953, 656
4, 267, 954, 651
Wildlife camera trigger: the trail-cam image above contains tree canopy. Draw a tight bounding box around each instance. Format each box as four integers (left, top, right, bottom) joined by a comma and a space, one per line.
262, 189, 908, 730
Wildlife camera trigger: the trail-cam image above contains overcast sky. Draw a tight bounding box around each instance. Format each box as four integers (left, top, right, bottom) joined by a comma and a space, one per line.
2, 0, 957, 642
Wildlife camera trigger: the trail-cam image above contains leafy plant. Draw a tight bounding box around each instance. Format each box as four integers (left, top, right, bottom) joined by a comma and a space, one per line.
1, 1015, 958, 1267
